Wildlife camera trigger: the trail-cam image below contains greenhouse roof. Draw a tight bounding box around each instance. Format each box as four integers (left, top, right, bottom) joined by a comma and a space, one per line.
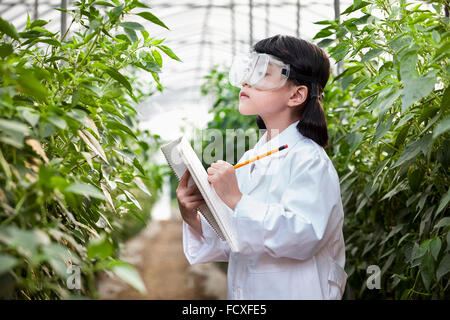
0, 0, 352, 141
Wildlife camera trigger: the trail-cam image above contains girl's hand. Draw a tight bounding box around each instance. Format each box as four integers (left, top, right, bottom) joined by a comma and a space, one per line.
207, 160, 243, 210
176, 170, 205, 235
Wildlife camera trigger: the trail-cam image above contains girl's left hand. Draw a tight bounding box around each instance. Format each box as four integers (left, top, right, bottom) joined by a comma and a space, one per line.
207, 160, 242, 211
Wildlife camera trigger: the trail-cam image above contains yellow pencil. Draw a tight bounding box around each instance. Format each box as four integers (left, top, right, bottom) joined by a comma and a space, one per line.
234, 144, 288, 169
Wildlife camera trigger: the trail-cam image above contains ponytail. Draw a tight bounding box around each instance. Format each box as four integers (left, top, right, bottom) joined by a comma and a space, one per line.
256, 82, 329, 148
297, 82, 328, 148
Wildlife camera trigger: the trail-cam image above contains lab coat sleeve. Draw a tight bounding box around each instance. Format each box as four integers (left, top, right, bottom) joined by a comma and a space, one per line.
182, 213, 231, 264
232, 154, 342, 260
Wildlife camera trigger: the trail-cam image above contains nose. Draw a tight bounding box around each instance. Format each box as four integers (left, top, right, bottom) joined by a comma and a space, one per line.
242, 81, 250, 88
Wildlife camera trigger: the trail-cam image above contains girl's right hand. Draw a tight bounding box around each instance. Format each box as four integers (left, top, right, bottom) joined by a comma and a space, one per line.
176, 170, 205, 235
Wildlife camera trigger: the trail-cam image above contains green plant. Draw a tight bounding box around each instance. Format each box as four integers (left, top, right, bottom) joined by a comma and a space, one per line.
199, 0, 449, 299
0, 0, 178, 299
314, 0, 449, 299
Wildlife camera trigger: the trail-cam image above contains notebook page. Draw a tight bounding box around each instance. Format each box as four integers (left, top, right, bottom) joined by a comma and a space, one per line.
160, 137, 227, 241
178, 137, 238, 252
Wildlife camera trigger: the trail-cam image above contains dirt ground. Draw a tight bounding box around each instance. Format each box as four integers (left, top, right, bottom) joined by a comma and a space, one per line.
96, 215, 227, 300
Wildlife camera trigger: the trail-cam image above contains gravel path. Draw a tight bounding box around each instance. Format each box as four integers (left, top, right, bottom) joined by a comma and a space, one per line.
96, 217, 227, 300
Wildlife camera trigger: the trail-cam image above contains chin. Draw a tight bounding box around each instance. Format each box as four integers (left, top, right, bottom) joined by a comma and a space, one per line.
238, 103, 257, 116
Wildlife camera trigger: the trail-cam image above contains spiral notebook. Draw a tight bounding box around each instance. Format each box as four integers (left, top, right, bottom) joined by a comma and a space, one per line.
161, 136, 239, 252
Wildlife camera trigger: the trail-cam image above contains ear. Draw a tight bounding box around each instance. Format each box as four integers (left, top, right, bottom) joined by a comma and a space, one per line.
287, 85, 308, 108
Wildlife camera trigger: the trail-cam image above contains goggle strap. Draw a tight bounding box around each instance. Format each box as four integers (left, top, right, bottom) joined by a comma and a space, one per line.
290, 71, 320, 84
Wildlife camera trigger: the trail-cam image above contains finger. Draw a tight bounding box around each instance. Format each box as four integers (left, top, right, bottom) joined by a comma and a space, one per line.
180, 169, 190, 187
185, 194, 204, 203
210, 161, 220, 168
191, 200, 206, 210
207, 166, 218, 175
185, 183, 201, 195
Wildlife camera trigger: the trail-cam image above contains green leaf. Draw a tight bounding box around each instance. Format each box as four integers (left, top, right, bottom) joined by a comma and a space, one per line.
93, 1, 116, 6
0, 226, 49, 260
437, 254, 450, 282
17, 70, 49, 101
329, 42, 349, 62
313, 28, 333, 40
394, 134, 432, 167
399, 49, 418, 82
78, 129, 109, 164
434, 217, 450, 230
420, 252, 435, 291
65, 183, 106, 200
133, 157, 145, 176
447, 231, 450, 252
29, 20, 49, 29
440, 85, 450, 110
381, 224, 404, 244
87, 235, 114, 260
0, 43, 13, 57
313, 20, 336, 25
151, 49, 162, 67
134, 177, 151, 196
20, 109, 40, 127
42, 243, 75, 279
341, 0, 371, 15
381, 180, 409, 201
109, 4, 124, 21
361, 48, 384, 63
124, 28, 138, 43
0, 118, 30, 135
432, 116, 450, 140
136, 12, 169, 30
108, 260, 147, 294
105, 67, 133, 94
123, 190, 142, 210
0, 254, 18, 274
47, 116, 67, 130
430, 238, 442, 261
0, 17, 19, 40
389, 36, 412, 54
120, 22, 145, 30
105, 120, 137, 139
316, 38, 335, 48
436, 188, 450, 215
157, 45, 182, 62
401, 71, 437, 113
407, 167, 423, 192
372, 113, 394, 144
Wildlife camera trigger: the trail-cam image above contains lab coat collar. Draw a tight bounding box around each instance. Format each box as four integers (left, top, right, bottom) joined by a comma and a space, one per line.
250, 119, 302, 164
242, 120, 303, 195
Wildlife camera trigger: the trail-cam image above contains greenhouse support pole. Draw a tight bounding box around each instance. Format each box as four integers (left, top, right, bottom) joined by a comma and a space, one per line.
196, 0, 212, 79
296, 0, 301, 37
34, 0, 38, 20
61, 0, 68, 40
334, 0, 342, 76
249, 0, 253, 46
231, 0, 236, 57
265, 0, 270, 38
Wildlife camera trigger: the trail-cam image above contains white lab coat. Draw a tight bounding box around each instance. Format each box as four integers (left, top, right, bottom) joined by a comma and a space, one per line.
182, 120, 347, 300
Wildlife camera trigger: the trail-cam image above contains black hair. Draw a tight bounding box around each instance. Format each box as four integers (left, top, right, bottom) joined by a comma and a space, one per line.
253, 34, 330, 148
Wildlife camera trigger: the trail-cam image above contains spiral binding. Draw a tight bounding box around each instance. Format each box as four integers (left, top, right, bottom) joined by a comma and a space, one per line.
197, 203, 226, 241
161, 140, 226, 241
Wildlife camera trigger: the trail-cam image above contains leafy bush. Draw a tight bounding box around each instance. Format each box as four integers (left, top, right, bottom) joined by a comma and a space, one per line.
0, 0, 178, 299
199, 0, 449, 299
315, 0, 449, 299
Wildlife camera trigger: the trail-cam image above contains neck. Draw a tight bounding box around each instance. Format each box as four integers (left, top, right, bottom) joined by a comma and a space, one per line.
261, 116, 300, 142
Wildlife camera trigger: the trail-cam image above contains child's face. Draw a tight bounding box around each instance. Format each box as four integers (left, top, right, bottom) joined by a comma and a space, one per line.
238, 80, 298, 117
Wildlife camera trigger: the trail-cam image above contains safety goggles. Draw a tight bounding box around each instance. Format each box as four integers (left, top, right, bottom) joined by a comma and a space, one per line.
229, 52, 290, 91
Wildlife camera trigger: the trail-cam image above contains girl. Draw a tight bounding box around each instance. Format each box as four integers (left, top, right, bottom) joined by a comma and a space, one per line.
176, 35, 347, 300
